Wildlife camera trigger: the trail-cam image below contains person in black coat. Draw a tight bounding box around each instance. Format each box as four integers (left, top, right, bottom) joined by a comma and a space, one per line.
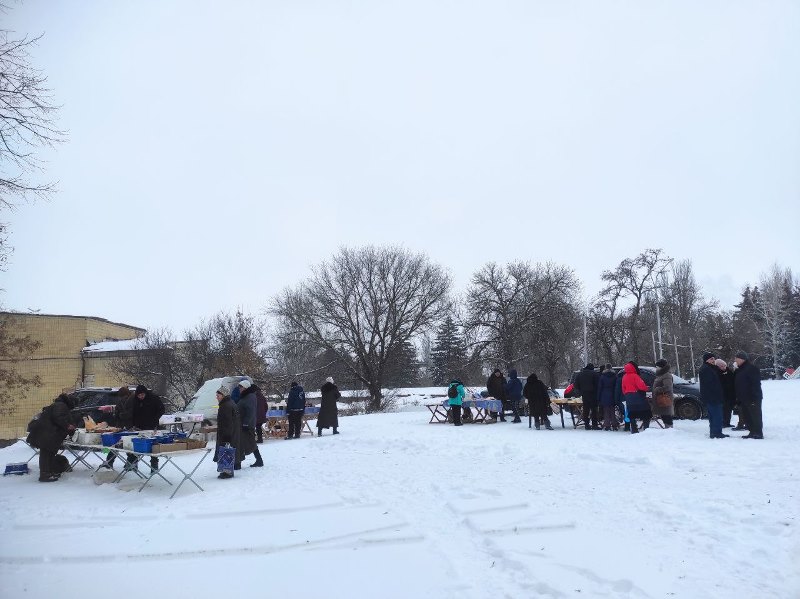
286, 381, 306, 439
523, 373, 552, 430
213, 386, 241, 478
236, 380, 263, 466
254, 384, 268, 444
26, 393, 75, 482
131, 384, 166, 471
698, 353, 727, 439
486, 369, 507, 422
733, 351, 764, 439
716, 359, 736, 428
597, 365, 619, 431
318, 377, 341, 436
574, 363, 601, 430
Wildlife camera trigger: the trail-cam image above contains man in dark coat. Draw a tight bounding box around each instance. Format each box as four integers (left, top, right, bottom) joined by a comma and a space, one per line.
597, 365, 619, 431
318, 376, 340, 436
504, 369, 523, 423
716, 359, 737, 428
523, 373, 552, 430
574, 363, 601, 430
486, 369, 507, 421
27, 393, 75, 482
236, 380, 263, 466
213, 386, 241, 478
131, 384, 166, 470
286, 381, 306, 439
699, 353, 727, 439
733, 351, 764, 439
254, 384, 268, 443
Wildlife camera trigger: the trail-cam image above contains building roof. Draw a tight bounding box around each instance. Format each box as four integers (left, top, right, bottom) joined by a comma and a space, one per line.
0, 312, 146, 333
82, 339, 146, 353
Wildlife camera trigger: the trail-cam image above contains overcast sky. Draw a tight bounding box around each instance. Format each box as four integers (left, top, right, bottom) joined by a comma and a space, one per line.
2, 1, 798, 335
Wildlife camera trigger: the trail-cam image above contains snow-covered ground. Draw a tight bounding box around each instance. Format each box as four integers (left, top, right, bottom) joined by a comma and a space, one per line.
1, 381, 798, 599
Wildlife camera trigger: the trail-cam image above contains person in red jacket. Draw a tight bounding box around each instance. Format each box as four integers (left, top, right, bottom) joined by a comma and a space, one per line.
621, 362, 651, 434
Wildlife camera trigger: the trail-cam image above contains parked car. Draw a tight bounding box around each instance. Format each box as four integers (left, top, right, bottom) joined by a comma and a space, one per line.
182, 375, 253, 424
568, 366, 705, 420
65, 386, 138, 428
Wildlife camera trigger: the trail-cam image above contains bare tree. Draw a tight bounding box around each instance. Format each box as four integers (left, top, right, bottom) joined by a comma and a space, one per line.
0, 28, 65, 208
271, 246, 451, 411
1, 22, 65, 268
599, 249, 672, 360
0, 311, 42, 417
464, 261, 580, 370
749, 264, 794, 377
110, 310, 271, 411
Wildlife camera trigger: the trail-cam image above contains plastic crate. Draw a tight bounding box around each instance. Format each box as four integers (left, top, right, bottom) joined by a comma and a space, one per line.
4, 462, 29, 476
154, 435, 174, 444
131, 437, 156, 453
101, 432, 122, 447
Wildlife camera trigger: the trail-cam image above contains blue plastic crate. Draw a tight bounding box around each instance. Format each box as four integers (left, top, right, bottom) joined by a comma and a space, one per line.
3, 462, 29, 476
131, 437, 156, 453
101, 432, 122, 447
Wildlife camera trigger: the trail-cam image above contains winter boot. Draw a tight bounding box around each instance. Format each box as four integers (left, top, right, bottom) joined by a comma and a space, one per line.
534, 423, 540, 430
333, 428, 339, 434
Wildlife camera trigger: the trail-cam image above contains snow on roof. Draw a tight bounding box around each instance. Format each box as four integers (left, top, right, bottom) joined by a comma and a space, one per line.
81, 339, 146, 353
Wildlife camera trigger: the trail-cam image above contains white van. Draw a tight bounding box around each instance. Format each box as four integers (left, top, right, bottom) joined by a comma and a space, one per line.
182, 375, 253, 423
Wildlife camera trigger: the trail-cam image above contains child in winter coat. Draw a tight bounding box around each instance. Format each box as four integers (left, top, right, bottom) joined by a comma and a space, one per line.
448, 379, 466, 426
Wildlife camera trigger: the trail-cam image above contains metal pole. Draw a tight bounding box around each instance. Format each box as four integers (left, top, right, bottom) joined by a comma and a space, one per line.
583, 313, 588, 365
689, 338, 696, 380
652, 331, 657, 364
674, 336, 681, 378
656, 304, 663, 359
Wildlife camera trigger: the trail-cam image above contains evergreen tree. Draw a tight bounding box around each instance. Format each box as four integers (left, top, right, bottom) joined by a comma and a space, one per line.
384, 340, 420, 388
430, 315, 467, 385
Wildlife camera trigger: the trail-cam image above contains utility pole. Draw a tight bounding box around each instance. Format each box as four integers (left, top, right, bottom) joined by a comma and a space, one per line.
656, 303, 663, 359
689, 339, 696, 380
583, 313, 588, 365
652, 332, 657, 363
674, 336, 681, 378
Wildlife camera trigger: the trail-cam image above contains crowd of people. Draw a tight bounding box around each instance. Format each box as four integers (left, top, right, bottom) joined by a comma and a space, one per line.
446, 349, 765, 439
26, 377, 343, 483
213, 377, 342, 479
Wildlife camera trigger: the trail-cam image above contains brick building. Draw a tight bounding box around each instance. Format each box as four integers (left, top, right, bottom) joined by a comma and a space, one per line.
0, 313, 146, 439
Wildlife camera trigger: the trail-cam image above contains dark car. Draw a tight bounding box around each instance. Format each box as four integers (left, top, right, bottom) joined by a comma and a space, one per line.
66, 386, 137, 428
568, 367, 705, 420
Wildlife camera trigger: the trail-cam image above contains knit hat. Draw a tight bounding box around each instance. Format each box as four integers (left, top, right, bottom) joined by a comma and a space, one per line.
715, 359, 728, 370
135, 384, 148, 395
216, 385, 229, 397
702, 352, 716, 363
325, 376, 335, 384
655, 358, 669, 369
735, 350, 749, 361
238, 379, 251, 389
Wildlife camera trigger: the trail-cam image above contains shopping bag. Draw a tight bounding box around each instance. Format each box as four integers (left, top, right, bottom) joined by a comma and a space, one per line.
216, 444, 236, 474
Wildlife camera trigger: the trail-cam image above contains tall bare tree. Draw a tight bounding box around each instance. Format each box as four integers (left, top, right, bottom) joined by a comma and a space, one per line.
599, 248, 672, 360
271, 246, 451, 411
464, 261, 580, 370
1, 21, 66, 266
749, 264, 794, 377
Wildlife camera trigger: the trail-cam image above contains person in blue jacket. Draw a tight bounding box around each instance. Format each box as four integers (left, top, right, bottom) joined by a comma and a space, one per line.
447, 379, 466, 426
505, 369, 523, 423
286, 381, 306, 439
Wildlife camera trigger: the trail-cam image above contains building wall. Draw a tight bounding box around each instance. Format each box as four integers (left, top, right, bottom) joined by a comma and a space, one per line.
0, 313, 145, 439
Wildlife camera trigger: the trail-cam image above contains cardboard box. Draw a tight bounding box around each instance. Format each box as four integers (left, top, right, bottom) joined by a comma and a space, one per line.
184, 439, 206, 450
152, 442, 188, 453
